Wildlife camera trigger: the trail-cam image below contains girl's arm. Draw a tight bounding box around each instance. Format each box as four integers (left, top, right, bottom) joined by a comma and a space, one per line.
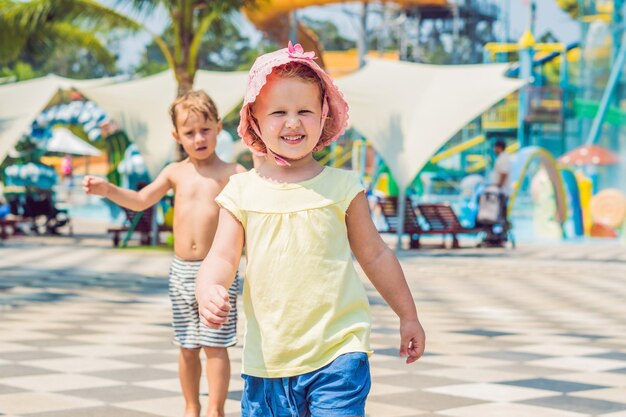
83, 164, 174, 212
196, 209, 244, 329
346, 192, 426, 363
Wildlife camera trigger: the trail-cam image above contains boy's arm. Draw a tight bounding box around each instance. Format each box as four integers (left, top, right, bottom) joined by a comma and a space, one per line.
346, 192, 426, 364
196, 208, 244, 329
83, 164, 173, 211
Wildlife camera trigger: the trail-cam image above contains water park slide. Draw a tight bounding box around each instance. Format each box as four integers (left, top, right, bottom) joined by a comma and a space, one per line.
243, 0, 449, 67
575, 99, 626, 125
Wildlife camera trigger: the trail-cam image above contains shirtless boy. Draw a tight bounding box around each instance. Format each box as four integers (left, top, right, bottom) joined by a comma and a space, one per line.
83, 90, 245, 417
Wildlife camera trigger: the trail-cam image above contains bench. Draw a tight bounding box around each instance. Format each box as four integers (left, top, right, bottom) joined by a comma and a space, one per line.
108, 206, 172, 247
378, 196, 437, 249
416, 203, 483, 248
378, 197, 482, 249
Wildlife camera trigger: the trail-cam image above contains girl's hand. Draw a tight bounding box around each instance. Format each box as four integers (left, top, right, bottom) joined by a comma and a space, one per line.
83, 176, 110, 197
197, 284, 232, 329
400, 319, 426, 364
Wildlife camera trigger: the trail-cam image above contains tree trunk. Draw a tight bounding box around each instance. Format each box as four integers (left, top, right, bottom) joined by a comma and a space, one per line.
176, 68, 194, 97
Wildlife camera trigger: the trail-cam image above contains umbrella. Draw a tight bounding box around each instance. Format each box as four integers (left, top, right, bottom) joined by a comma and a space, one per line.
558, 145, 619, 166
46, 128, 101, 156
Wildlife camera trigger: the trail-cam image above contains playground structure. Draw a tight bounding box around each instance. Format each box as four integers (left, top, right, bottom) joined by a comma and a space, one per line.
306, 0, 626, 241
399, 0, 625, 240
243, 0, 500, 69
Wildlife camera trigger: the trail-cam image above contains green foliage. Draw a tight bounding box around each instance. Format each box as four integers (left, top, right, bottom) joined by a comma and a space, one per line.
135, 11, 258, 76
115, 0, 258, 95
0, 61, 37, 81
300, 16, 357, 51
0, 0, 142, 80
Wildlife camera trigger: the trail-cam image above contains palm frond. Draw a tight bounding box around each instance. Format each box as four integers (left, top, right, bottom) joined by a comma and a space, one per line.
113, 0, 169, 19
1, 0, 143, 33
43, 22, 116, 69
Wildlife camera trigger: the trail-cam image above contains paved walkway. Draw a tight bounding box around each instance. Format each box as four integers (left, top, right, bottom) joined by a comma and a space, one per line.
1, 223, 625, 417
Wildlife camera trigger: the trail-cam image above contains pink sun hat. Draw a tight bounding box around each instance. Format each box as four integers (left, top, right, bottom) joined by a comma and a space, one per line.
238, 41, 349, 155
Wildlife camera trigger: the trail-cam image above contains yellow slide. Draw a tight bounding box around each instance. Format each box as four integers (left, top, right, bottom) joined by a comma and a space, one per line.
243, 0, 450, 69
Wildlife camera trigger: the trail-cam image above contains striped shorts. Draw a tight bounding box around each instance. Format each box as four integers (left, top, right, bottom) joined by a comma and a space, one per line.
169, 257, 239, 349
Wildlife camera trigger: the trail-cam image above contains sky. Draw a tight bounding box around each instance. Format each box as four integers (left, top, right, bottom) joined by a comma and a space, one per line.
109, 0, 581, 71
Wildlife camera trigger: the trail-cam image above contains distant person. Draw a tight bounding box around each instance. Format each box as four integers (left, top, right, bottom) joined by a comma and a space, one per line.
195, 42, 425, 417
492, 140, 512, 196
83, 90, 246, 417
478, 139, 513, 246
61, 154, 73, 187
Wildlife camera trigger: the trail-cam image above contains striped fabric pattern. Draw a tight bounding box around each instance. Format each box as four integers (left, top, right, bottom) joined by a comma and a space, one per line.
169, 257, 239, 349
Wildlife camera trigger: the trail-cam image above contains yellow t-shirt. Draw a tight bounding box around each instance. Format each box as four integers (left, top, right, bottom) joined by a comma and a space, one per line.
216, 167, 372, 378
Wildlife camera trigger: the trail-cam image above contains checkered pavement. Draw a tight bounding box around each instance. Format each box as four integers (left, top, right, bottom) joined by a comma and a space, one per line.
1, 237, 625, 417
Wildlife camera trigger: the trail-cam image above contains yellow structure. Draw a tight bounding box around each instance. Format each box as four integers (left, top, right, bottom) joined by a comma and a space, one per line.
324, 50, 400, 78
576, 172, 593, 235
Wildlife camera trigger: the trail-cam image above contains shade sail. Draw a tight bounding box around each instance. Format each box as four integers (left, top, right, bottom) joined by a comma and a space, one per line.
47, 127, 102, 156
3, 61, 522, 186
80, 70, 248, 178
336, 59, 525, 190
0, 75, 114, 164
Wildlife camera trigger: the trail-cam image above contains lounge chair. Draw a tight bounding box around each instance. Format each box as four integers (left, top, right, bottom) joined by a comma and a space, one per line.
108, 206, 172, 247
7, 190, 72, 235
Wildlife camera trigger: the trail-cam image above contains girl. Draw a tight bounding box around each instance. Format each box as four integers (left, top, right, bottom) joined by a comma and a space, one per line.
196, 42, 425, 417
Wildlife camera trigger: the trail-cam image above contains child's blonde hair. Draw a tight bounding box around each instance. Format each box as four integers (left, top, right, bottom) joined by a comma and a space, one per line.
169, 90, 219, 131
249, 62, 328, 154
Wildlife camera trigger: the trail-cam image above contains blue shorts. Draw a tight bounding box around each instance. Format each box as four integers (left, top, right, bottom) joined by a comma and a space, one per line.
242, 352, 371, 417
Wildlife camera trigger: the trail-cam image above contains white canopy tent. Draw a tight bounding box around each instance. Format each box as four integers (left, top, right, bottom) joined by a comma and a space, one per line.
337, 59, 524, 190
47, 127, 101, 156
336, 59, 525, 247
80, 70, 248, 178
0, 75, 115, 165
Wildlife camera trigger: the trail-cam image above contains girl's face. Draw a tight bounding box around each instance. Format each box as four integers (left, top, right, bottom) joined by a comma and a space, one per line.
252, 75, 323, 165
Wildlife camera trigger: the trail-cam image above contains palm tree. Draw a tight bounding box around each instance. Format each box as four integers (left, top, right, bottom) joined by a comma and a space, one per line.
1, 0, 257, 95
119, 0, 257, 96
0, 0, 142, 74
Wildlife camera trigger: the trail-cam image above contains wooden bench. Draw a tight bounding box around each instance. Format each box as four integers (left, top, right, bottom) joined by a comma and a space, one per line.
108, 206, 172, 247
416, 203, 483, 248
378, 196, 435, 249
378, 197, 482, 249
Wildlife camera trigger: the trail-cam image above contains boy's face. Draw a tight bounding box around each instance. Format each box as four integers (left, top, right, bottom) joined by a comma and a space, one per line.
252, 75, 323, 164
172, 109, 221, 160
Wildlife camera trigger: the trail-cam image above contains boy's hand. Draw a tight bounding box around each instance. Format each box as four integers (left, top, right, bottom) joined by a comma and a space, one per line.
197, 285, 231, 329
400, 319, 426, 364
83, 176, 110, 197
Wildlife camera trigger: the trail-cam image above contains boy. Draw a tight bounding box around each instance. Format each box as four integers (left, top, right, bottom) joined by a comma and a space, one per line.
84, 90, 245, 417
